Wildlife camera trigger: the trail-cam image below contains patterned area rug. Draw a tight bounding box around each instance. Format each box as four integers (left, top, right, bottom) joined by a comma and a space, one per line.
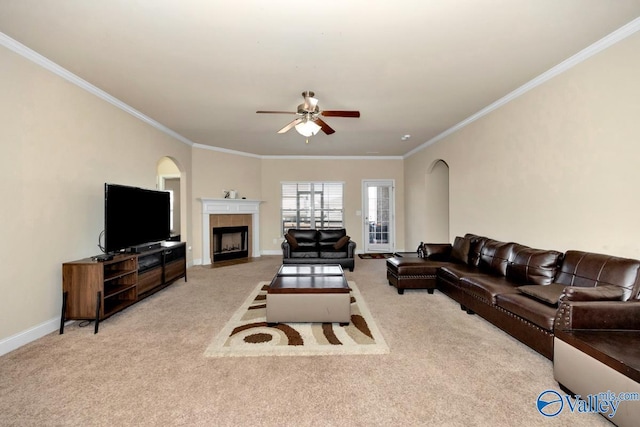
204, 281, 389, 357
358, 253, 394, 259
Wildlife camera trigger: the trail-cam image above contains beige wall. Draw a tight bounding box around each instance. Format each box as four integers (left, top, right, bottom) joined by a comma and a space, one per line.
191, 153, 405, 262
190, 147, 262, 263
0, 46, 192, 341
260, 158, 405, 253
405, 32, 640, 258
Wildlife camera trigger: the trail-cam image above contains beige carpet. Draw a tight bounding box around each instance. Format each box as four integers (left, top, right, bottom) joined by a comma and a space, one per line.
0, 256, 609, 426
205, 281, 389, 357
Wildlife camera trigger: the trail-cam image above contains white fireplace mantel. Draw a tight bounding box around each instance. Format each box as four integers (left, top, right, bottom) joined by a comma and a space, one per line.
200, 198, 263, 265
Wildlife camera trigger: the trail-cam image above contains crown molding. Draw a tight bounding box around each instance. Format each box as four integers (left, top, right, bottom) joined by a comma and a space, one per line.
404, 16, 640, 159
193, 143, 403, 160
261, 154, 403, 160
0, 31, 195, 147
192, 143, 262, 158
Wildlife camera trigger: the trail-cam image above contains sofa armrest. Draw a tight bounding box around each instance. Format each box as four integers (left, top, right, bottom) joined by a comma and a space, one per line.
281, 241, 291, 258
346, 240, 356, 258
560, 285, 626, 302
555, 301, 640, 331
422, 243, 452, 261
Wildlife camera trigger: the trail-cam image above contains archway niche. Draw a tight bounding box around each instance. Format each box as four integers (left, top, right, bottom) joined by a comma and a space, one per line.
424, 159, 450, 243
157, 156, 186, 241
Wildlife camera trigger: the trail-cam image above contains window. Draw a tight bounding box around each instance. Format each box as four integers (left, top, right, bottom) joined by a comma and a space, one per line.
281, 182, 344, 234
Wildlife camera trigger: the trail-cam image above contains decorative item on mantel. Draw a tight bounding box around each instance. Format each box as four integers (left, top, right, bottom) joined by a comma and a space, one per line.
223, 190, 238, 199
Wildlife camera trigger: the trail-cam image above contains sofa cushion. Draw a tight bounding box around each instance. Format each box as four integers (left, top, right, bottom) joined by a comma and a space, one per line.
287, 229, 318, 249
466, 235, 487, 267
318, 228, 346, 242
459, 275, 520, 304
478, 240, 515, 277
518, 283, 567, 306
555, 250, 640, 301
561, 285, 626, 302
506, 247, 563, 286
387, 257, 443, 276
495, 293, 557, 331
290, 248, 320, 258
422, 243, 452, 261
320, 250, 348, 259
437, 263, 483, 283
334, 235, 350, 250
451, 236, 471, 264
284, 233, 299, 250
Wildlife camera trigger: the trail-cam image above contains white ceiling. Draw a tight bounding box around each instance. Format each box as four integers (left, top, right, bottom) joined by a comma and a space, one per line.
1, 1, 640, 157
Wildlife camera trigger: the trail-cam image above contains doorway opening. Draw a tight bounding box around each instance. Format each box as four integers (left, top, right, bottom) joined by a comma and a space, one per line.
362, 180, 395, 253
157, 156, 184, 241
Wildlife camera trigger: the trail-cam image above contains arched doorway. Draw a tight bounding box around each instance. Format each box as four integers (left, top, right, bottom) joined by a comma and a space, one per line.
157, 157, 184, 241
424, 160, 450, 242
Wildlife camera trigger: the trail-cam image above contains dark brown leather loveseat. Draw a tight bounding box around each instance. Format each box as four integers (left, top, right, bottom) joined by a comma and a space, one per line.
281, 228, 356, 271
388, 233, 640, 359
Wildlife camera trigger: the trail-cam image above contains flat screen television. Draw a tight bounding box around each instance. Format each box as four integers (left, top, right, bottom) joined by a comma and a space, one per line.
104, 183, 170, 253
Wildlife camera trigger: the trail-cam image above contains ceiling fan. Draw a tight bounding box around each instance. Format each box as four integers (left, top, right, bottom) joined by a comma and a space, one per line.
256, 91, 360, 138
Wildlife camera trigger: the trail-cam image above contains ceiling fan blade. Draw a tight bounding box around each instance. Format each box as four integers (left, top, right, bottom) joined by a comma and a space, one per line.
314, 117, 335, 135
256, 110, 297, 114
321, 110, 361, 118
277, 117, 303, 134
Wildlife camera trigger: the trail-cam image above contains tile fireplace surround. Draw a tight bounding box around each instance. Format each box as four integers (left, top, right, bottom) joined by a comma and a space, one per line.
200, 198, 263, 265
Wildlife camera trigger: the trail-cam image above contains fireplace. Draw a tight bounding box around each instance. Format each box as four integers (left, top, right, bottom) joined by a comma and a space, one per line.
200, 198, 262, 266
212, 226, 249, 262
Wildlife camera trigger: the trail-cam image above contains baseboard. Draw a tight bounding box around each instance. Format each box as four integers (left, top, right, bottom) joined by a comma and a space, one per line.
0, 317, 61, 357
260, 250, 281, 256
196, 250, 411, 261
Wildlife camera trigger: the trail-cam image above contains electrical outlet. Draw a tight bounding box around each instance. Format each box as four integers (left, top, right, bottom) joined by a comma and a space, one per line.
273, 238, 278, 244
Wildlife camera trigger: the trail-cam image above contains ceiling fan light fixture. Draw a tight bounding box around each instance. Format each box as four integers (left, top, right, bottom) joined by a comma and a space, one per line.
257, 91, 359, 138
295, 119, 321, 137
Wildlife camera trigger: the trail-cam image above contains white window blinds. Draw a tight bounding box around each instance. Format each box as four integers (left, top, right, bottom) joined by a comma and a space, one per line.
281, 182, 344, 234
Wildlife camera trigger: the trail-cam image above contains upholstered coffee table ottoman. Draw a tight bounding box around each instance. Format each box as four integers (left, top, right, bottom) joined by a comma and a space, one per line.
266, 264, 351, 325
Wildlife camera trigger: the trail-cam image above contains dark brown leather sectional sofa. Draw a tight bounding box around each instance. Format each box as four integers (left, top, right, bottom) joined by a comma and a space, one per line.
387, 233, 640, 359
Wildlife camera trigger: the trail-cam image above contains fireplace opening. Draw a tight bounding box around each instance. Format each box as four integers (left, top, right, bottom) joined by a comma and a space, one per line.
212, 226, 249, 262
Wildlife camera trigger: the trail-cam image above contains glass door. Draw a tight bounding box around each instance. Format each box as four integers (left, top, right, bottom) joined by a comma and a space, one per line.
362, 180, 394, 253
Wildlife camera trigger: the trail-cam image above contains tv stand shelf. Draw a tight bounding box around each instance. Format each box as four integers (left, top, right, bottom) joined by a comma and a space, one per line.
104, 269, 136, 282
60, 241, 187, 333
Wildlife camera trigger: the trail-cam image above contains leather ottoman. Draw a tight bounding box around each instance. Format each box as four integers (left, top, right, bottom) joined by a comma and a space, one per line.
386, 255, 439, 295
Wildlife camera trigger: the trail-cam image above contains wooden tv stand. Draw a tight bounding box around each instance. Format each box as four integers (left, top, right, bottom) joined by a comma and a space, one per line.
60, 241, 187, 333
